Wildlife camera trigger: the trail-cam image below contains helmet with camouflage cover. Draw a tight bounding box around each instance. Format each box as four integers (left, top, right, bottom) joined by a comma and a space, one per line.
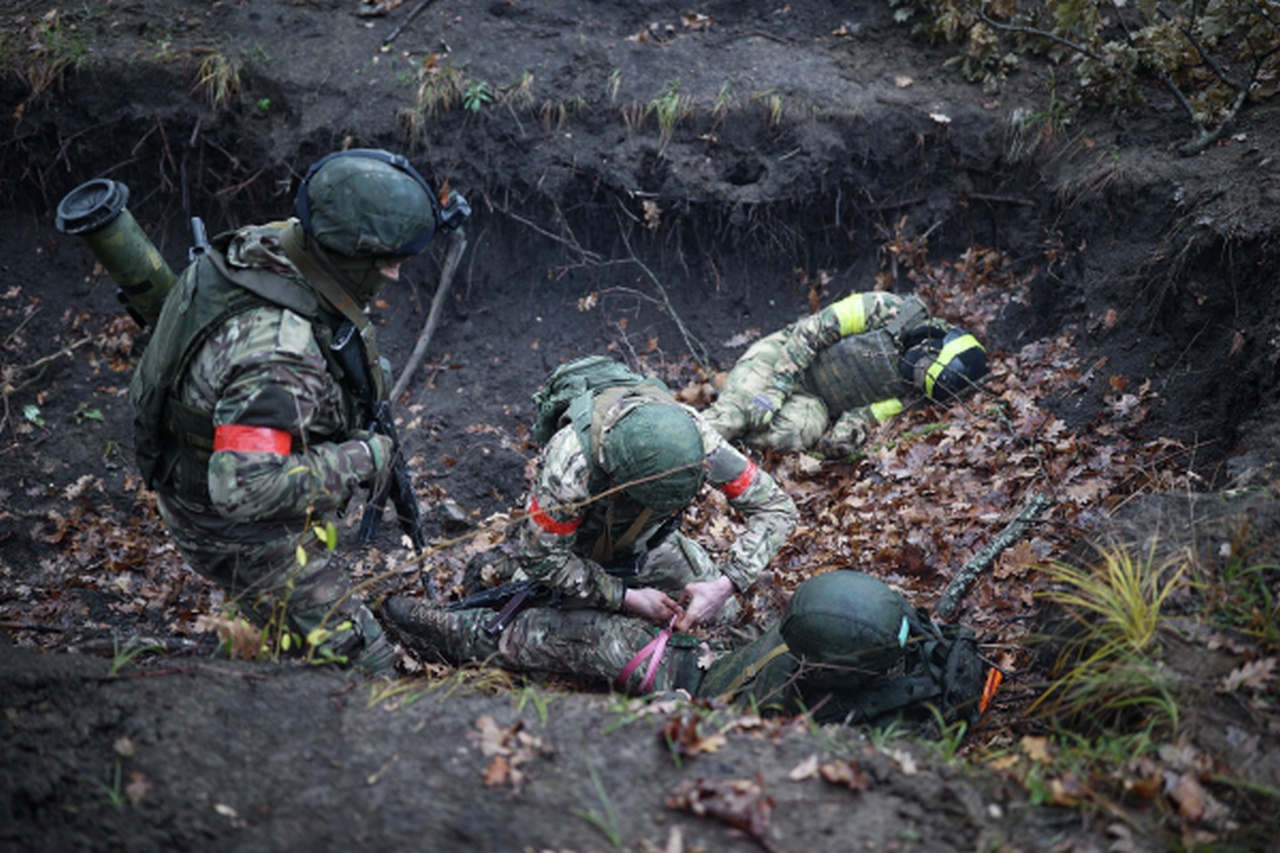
601, 402, 706, 512
781, 570, 911, 688
295, 148, 438, 259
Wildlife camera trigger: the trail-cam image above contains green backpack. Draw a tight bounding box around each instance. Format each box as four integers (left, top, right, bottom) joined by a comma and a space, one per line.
530, 355, 654, 446
695, 571, 990, 730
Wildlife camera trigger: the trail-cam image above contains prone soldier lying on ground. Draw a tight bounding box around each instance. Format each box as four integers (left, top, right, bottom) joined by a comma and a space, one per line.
702, 291, 988, 459
386, 569, 994, 729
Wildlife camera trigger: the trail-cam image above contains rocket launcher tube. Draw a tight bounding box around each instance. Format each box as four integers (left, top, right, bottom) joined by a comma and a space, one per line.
55, 179, 176, 327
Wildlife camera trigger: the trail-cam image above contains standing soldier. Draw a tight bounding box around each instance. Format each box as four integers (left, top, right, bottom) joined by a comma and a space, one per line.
129, 148, 467, 674
702, 292, 987, 459
383, 357, 798, 685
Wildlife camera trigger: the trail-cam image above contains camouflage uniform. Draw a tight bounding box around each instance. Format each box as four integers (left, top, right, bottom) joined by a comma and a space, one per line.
387, 571, 988, 727
132, 222, 395, 672
702, 292, 945, 457
385, 396, 798, 685
397, 605, 708, 694
512, 403, 797, 612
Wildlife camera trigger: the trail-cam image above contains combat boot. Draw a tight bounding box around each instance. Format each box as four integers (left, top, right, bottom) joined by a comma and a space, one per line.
382, 596, 498, 665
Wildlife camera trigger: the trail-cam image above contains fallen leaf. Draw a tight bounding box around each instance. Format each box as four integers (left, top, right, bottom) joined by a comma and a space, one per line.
892, 748, 918, 775
1048, 771, 1088, 806
1219, 657, 1275, 693
787, 754, 819, 780
125, 771, 149, 806
1021, 735, 1053, 763
1168, 772, 1205, 820
819, 759, 870, 791
483, 754, 512, 788
666, 774, 774, 843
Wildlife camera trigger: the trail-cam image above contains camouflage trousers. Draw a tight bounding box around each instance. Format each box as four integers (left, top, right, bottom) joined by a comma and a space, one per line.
702, 330, 830, 452
158, 495, 394, 675
410, 604, 710, 694
508, 530, 741, 625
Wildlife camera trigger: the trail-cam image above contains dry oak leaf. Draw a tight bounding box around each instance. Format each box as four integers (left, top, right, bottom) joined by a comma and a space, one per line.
469, 715, 550, 792
666, 774, 775, 844
195, 612, 261, 661
1219, 657, 1276, 693
1020, 735, 1054, 763
660, 713, 727, 756
1048, 771, 1090, 807
994, 539, 1038, 579
787, 754, 820, 781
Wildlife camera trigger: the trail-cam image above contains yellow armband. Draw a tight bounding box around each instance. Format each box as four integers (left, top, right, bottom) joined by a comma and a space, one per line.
830, 293, 868, 336
869, 397, 903, 423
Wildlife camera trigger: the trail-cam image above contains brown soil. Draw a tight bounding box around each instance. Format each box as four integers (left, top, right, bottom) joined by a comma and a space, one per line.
3, 1, 1279, 851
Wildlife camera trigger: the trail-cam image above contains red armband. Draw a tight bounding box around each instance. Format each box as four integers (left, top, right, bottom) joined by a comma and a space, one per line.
213, 424, 293, 455
718, 458, 759, 500
528, 493, 583, 536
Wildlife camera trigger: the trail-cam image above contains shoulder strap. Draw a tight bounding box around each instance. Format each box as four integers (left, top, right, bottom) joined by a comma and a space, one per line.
205, 245, 321, 320
717, 641, 792, 700
279, 221, 386, 399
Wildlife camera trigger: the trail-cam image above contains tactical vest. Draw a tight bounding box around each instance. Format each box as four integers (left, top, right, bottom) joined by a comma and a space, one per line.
802, 295, 932, 413
802, 331, 904, 413
129, 231, 358, 504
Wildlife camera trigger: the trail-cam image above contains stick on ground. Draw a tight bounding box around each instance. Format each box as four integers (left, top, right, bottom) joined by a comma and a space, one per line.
391, 229, 467, 402
935, 491, 1053, 620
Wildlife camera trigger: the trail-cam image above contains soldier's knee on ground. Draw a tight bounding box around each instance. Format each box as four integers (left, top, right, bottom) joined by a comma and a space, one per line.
701, 402, 746, 439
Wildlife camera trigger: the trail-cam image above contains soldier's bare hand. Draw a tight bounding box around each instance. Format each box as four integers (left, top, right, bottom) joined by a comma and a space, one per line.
675, 576, 735, 631
623, 587, 680, 624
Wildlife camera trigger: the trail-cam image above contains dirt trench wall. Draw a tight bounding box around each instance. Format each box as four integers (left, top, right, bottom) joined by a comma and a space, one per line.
8, 42, 1280, 483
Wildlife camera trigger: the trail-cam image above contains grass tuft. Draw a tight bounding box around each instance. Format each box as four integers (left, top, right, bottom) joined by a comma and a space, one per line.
1033, 540, 1186, 734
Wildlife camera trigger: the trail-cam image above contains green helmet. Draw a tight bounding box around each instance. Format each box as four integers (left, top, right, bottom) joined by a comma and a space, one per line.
601, 402, 705, 512
781, 570, 911, 687
295, 148, 437, 258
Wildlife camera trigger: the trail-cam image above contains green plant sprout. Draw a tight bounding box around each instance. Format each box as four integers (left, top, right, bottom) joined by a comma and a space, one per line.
463, 80, 493, 112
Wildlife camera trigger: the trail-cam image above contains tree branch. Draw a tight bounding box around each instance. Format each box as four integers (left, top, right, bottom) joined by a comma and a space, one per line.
391, 229, 467, 401
969, 6, 1103, 62
935, 491, 1053, 620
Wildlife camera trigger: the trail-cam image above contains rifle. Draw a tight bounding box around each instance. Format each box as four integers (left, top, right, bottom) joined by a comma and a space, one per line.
447, 548, 646, 634
447, 579, 561, 635
330, 321, 427, 556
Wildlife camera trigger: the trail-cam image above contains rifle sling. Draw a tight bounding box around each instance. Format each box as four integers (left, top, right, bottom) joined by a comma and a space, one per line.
483, 586, 534, 634
280, 221, 386, 400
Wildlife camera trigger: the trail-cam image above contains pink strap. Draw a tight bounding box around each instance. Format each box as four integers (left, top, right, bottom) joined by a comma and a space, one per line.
617, 616, 676, 694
